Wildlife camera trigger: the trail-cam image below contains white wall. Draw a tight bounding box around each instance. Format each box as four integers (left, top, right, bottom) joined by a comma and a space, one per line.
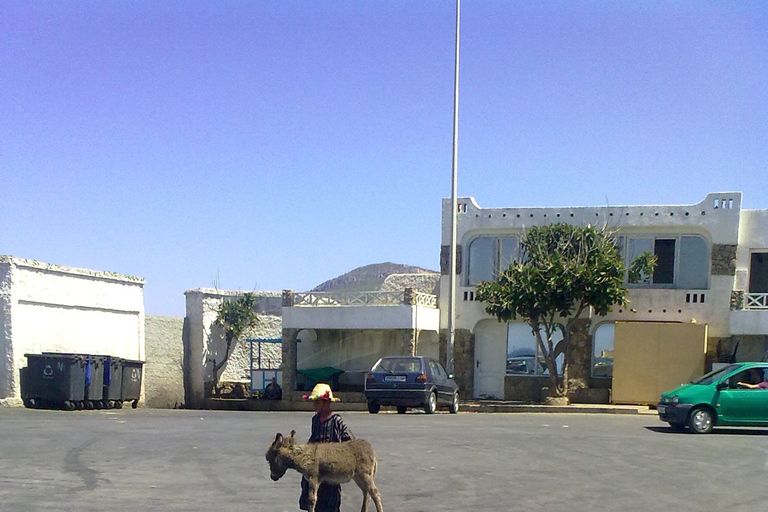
440, 192, 746, 337
0, 256, 145, 405
183, 288, 282, 407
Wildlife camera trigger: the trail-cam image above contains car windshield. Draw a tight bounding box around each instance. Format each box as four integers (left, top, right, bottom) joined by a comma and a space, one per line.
692, 364, 743, 385
372, 358, 421, 373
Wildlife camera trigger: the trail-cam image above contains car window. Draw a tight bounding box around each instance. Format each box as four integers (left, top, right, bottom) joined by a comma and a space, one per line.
373, 358, 421, 373
693, 364, 742, 385
428, 360, 442, 379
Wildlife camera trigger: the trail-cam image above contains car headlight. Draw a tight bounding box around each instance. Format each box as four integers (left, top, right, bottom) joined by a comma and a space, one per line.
671, 395, 679, 405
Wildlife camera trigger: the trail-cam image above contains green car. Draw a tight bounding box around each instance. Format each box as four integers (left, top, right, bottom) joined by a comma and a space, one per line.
658, 362, 768, 434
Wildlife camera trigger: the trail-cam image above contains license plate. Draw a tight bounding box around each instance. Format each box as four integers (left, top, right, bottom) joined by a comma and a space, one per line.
384, 375, 406, 382
657, 405, 666, 415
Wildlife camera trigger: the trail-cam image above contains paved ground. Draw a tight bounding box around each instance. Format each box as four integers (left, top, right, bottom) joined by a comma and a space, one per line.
1, 407, 767, 511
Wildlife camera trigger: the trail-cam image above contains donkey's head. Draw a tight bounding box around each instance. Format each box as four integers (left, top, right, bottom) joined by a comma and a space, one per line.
265, 430, 297, 481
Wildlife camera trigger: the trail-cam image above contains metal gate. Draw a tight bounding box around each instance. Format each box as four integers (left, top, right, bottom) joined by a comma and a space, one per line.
248, 338, 282, 395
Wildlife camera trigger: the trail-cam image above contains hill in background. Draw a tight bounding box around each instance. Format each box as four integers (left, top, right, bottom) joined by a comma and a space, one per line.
312, 262, 438, 293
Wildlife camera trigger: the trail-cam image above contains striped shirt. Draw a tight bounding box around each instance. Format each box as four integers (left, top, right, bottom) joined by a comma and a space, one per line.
299, 413, 354, 512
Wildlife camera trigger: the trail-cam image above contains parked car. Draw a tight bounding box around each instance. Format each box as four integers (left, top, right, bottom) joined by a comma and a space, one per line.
658, 362, 768, 434
364, 356, 459, 414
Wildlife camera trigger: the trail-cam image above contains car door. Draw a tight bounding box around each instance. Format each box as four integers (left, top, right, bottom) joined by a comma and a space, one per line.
717, 366, 768, 423
428, 360, 451, 404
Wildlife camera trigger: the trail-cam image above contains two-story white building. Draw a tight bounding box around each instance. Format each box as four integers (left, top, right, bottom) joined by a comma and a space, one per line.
439, 192, 768, 404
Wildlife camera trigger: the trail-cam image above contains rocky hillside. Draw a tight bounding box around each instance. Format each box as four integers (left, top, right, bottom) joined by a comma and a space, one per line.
312, 262, 438, 293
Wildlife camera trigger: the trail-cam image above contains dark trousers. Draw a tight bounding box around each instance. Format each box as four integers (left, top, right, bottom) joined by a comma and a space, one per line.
299, 476, 341, 512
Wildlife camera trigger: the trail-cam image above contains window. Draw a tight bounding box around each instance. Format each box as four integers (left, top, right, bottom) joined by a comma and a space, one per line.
624, 235, 708, 289
592, 323, 614, 378
467, 236, 520, 285
506, 322, 563, 376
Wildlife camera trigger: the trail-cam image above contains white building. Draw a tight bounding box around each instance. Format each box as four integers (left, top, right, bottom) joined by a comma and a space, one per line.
0, 256, 145, 406
439, 192, 768, 404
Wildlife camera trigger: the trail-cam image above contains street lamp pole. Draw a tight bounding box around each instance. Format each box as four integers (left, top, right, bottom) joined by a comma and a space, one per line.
447, 0, 460, 374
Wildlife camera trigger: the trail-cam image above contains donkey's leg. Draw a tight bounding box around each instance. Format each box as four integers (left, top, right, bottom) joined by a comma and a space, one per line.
306, 479, 319, 512
353, 474, 383, 512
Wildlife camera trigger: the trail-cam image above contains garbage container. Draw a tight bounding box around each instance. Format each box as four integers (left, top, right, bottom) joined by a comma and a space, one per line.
120, 359, 144, 409
24, 353, 88, 410
101, 356, 123, 409
83, 355, 106, 410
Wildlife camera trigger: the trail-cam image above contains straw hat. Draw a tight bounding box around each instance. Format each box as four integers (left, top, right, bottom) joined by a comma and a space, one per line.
303, 383, 340, 402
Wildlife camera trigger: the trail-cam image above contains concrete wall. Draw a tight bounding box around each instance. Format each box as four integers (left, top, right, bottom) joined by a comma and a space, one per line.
0, 256, 145, 405
144, 315, 184, 408
183, 289, 281, 408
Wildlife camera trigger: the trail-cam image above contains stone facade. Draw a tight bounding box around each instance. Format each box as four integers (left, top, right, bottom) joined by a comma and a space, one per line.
711, 244, 738, 276
144, 315, 184, 408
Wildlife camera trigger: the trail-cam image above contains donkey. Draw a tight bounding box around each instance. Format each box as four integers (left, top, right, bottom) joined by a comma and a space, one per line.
265, 430, 384, 512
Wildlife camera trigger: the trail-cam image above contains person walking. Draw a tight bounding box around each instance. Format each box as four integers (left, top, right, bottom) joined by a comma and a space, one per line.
299, 383, 353, 512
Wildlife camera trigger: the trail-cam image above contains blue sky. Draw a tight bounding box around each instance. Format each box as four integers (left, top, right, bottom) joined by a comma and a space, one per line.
2, 2, 766, 317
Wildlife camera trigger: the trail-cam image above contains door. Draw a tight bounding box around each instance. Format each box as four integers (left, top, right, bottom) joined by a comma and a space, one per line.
473, 321, 506, 399
717, 366, 768, 423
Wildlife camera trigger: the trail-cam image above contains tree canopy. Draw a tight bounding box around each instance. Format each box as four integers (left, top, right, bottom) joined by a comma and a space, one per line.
475, 224, 655, 398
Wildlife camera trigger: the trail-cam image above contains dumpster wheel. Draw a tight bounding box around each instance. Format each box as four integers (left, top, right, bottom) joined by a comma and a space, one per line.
132, 400, 139, 409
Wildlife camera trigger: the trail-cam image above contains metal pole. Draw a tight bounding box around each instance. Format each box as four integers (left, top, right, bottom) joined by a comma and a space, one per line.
447, 0, 460, 374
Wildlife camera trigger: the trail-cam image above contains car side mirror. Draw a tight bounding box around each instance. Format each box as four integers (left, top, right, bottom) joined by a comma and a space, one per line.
716, 381, 728, 391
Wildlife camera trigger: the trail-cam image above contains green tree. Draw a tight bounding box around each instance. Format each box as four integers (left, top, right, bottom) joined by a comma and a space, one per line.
211, 292, 259, 394
475, 224, 655, 400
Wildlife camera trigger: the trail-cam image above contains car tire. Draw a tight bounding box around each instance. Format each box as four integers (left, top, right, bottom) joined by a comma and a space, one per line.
424, 392, 437, 414
396, 406, 407, 414
448, 392, 459, 414
687, 406, 714, 434
367, 401, 380, 414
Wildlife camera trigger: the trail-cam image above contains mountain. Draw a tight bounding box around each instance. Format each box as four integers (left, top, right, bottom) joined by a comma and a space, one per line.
312, 262, 438, 293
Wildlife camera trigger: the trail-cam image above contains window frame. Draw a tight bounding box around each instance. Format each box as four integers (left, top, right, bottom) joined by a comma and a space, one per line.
466, 235, 520, 286
620, 234, 709, 289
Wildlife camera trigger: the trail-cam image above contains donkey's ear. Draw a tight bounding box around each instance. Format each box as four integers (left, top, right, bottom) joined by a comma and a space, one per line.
274, 433, 283, 444
290, 430, 296, 439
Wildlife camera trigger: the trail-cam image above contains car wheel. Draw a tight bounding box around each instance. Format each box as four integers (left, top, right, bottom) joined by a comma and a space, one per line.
448, 392, 459, 414
424, 392, 437, 414
396, 405, 407, 414
688, 407, 714, 434
367, 401, 380, 414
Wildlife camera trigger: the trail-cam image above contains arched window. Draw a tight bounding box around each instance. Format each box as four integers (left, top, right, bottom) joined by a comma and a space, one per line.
592, 323, 615, 378
467, 236, 520, 286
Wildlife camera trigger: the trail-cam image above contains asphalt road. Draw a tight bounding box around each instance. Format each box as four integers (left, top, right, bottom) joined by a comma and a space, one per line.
1, 407, 767, 512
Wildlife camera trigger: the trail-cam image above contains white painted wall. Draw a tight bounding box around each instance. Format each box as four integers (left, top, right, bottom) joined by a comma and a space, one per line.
439, 192, 749, 339
0, 256, 145, 405
283, 304, 439, 331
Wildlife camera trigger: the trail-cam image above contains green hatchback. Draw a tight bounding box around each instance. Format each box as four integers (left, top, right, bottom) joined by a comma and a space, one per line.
658, 362, 768, 434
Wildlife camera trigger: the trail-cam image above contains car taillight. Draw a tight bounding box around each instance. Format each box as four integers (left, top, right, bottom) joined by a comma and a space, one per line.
416, 373, 427, 383
366, 373, 374, 383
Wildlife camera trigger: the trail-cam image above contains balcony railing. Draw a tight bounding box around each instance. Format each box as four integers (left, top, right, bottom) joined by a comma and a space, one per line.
746, 293, 768, 310
291, 290, 437, 308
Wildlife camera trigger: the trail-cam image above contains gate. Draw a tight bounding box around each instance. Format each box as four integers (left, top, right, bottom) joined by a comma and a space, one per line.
248, 338, 282, 395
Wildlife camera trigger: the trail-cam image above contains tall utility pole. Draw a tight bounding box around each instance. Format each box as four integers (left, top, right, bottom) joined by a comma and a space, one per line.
447, 0, 460, 374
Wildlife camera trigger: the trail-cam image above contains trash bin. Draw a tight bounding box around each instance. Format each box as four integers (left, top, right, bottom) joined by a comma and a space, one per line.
83, 355, 106, 410
120, 359, 144, 409
101, 356, 123, 409
24, 353, 88, 410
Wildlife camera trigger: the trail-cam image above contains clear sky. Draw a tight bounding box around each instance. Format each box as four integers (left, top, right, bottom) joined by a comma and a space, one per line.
2, 2, 766, 317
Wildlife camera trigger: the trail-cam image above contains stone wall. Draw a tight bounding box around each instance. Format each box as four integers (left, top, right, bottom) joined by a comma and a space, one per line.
144, 315, 184, 408
711, 244, 737, 276
183, 289, 282, 408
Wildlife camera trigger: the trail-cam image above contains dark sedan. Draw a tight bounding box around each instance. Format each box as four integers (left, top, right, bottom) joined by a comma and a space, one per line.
364, 356, 459, 414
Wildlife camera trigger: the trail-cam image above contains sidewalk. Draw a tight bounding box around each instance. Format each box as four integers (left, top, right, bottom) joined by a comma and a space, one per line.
461, 400, 654, 415
205, 397, 655, 415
